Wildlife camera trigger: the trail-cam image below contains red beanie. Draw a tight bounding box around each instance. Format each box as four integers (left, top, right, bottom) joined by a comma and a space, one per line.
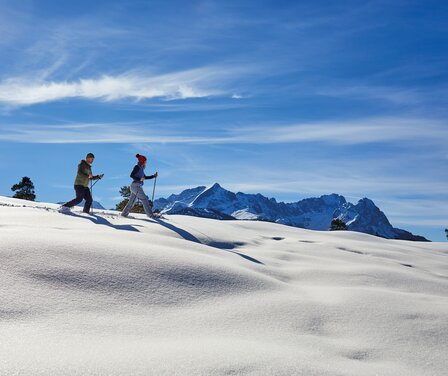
136, 154, 147, 164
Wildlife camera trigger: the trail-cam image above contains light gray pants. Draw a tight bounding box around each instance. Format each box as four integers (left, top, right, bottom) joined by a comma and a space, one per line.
121, 182, 153, 217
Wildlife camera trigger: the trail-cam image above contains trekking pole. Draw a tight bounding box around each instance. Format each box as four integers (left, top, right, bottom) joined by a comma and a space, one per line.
151, 175, 157, 205
91, 178, 101, 188
90, 180, 94, 215
90, 176, 102, 215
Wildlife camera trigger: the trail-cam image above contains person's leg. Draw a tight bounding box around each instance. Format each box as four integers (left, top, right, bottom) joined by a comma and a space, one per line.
121, 193, 137, 217
134, 185, 154, 217
83, 187, 93, 213
121, 184, 138, 217
63, 185, 85, 208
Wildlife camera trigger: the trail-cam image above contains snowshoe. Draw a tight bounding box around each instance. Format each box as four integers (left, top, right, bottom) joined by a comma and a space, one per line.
58, 206, 71, 214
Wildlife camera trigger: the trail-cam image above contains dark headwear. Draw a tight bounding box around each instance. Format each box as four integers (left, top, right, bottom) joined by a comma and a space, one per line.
86, 153, 95, 159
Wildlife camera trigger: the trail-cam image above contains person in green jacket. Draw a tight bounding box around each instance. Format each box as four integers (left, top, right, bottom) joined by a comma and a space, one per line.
60, 153, 104, 213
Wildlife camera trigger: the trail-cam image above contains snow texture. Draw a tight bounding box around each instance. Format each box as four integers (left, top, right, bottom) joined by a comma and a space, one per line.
57, 200, 106, 210
0, 196, 447, 375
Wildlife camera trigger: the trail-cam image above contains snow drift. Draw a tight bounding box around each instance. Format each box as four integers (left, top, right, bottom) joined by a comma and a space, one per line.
0, 196, 447, 376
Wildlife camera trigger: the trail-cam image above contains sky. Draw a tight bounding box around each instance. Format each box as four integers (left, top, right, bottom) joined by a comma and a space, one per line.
0, 0, 447, 241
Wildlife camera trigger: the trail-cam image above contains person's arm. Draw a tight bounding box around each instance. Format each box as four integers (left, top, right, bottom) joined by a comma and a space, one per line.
90, 174, 104, 180
130, 165, 140, 180
145, 172, 158, 180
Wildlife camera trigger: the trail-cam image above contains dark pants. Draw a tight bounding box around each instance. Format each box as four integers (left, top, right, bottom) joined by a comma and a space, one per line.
63, 185, 92, 213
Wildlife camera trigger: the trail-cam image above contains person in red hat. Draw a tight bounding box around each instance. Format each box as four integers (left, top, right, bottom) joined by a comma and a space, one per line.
121, 154, 158, 218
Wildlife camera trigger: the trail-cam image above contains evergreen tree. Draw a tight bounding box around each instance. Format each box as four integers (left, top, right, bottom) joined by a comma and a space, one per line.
115, 185, 144, 213
445, 228, 448, 240
11, 177, 36, 201
119, 186, 131, 199
330, 218, 347, 231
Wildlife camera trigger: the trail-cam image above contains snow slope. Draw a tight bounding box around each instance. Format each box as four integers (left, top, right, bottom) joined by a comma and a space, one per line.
0, 196, 447, 376
57, 200, 106, 210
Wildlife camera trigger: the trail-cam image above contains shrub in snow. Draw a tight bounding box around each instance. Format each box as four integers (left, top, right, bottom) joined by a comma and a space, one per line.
330, 218, 347, 231
11, 176, 36, 201
115, 185, 145, 213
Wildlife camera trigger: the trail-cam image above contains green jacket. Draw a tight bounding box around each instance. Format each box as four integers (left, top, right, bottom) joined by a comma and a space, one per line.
74, 160, 99, 187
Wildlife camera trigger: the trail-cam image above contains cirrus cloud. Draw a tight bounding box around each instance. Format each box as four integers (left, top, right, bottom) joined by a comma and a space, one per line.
0, 116, 446, 146
0, 66, 245, 107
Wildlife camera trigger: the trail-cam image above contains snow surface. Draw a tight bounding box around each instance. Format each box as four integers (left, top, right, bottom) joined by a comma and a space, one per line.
0, 196, 447, 376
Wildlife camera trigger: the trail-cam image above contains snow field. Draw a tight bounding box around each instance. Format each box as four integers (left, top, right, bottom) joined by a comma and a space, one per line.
0, 197, 447, 375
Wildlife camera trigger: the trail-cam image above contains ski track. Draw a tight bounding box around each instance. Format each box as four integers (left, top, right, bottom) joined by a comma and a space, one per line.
0, 196, 447, 376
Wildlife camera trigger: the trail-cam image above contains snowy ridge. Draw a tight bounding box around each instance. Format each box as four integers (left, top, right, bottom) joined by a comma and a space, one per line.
153, 183, 428, 241
0, 195, 447, 375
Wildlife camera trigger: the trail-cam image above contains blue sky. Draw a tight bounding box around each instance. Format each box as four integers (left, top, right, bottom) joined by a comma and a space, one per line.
0, 0, 447, 241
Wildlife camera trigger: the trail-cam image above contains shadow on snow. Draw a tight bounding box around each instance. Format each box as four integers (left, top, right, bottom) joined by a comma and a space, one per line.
67, 212, 264, 265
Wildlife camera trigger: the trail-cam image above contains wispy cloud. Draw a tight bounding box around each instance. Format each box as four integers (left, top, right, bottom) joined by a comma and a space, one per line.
316, 84, 422, 105
0, 122, 220, 143
315, 82, 448, 107
0, 66, 246, 107
231, 117, 448, 145
220, 174, 448, 198
375, 198, 448, 224
1, 116, 446, 146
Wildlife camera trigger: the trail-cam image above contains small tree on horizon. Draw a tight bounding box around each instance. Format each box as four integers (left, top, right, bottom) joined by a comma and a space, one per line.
11, 177, 36, 201
330, 218, 347, 231
445, 228, 448, 240
115, 185, 144, 213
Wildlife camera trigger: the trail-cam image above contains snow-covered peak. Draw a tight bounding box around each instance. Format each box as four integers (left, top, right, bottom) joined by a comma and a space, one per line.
166, 186, 206, 203
210, 182, 224, 190
191, 183, 237, 209
356, 197, 378, 210
321, 193, 347, 206
154, 184, 428, 241
154, 186, 206, 211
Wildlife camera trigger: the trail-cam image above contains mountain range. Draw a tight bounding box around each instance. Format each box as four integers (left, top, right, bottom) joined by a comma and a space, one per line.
153, 183, 428, 241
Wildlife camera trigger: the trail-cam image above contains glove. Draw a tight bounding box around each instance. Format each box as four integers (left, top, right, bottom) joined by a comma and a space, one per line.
154, 172, 158, 178
99, 174, 104, 179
